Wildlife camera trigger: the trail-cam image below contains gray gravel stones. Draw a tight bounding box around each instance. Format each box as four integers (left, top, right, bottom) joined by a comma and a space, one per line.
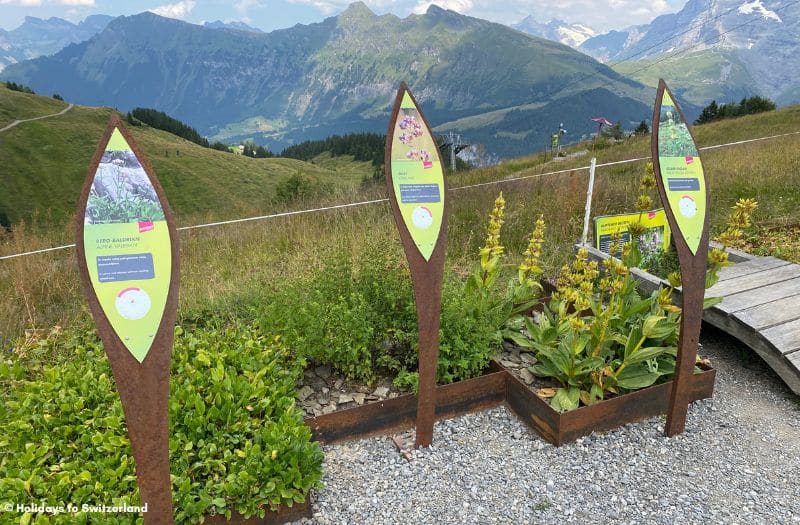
292, 326, 800, 524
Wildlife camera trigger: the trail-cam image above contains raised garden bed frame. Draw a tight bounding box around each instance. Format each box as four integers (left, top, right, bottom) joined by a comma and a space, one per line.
306, 359, 716, 447
240, 357, 714, 524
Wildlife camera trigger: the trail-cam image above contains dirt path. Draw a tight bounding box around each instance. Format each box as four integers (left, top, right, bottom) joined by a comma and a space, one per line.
0, 103, 74, 133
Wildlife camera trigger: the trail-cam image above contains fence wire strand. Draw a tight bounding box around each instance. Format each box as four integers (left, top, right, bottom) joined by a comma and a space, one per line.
2, 130, 798, 262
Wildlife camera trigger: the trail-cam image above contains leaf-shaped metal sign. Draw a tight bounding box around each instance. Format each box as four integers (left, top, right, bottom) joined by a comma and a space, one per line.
78, 117, 175, 363
387, 85, 445, 261
385, 83, 448, 447
652, 81, 707, 255
77, 115, 178, 522
651, 79, 710, 439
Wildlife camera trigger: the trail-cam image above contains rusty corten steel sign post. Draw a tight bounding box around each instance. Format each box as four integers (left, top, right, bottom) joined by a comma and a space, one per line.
385, 82, 449, 448
651, 79, 710, 437
76, 114, 179, 523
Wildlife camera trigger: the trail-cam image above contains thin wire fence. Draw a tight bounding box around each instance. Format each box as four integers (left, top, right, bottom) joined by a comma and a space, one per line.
1, 130, 798, 262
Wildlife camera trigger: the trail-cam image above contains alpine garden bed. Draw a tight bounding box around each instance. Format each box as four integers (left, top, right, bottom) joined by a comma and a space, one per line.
498, 356, 715, 446
296, 191, 721, 449
299, 354, 715, 448
493, 232, 719, 445
0, 324, 323, 525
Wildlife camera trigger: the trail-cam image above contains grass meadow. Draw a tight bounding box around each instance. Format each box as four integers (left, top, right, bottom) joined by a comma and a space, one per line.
1, 99, 799, 347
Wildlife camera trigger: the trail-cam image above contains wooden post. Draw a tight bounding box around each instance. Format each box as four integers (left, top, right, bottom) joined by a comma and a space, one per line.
76, 114, 179, 523
651, 79, 710, 437
581, 157, 597, 246
385, 83, 449, 448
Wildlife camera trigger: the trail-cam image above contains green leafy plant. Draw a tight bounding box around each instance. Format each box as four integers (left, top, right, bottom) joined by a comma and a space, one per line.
86, 193, 166, 224
0, 324, 323, 524
716, 198, 758, 251
274, 174, 333, 204
391, 194, 547, 392
257, 240, 415, 384
657, 118, 698, 157
506, 244, 702, 412
256, 235, 502, 390
464, 193, 545, 333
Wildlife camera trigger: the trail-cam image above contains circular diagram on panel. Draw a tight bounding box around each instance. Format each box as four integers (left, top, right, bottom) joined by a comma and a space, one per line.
115, 287, 152, 320
411, 206, 434, 229
678, 195, 697, 218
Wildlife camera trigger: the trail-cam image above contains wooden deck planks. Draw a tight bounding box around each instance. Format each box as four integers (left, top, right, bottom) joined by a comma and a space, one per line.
716, 277, 800, 314
733, 293, 800, 331
760, 318, 800, 355
705, 264, 800, 298
786, 351, 800, 374
715, 256, 790, 282
711, 261, 800, 394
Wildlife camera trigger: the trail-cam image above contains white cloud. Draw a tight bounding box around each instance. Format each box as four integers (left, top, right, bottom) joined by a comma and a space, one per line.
0, 0, 43, 6
286, 0, 340, 14
286, 0, 419, 16
149, 0, 196, 19
0, 0, 96, 5
235, 0, 260, 14
469, 0, 680, 29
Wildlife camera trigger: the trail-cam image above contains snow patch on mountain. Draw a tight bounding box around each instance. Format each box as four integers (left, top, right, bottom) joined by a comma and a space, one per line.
511, 16, 596, 48
738, 0, 782, 22
557, 24, 596, 47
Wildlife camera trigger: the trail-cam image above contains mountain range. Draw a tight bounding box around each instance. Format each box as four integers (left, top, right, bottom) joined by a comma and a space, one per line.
511, 16, 596, 48
579, 0, 800, 106
0, 15, 113, 72
202, 20, 263, 33
0, 2, 654, 158
4, 1, 796, 157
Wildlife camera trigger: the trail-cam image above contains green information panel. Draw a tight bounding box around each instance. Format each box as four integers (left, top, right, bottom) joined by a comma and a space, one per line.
83, 128, 171, 363
594, 208, 671, 255
389, 92, 445, 261
656, 90, 706, 255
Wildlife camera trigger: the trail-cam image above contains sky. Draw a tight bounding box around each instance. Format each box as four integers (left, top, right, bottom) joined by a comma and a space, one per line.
0, 0, 689, 33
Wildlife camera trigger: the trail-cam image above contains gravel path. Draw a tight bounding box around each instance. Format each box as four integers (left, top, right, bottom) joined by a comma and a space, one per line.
293, 325, 800, 525
0, 103, 74, 133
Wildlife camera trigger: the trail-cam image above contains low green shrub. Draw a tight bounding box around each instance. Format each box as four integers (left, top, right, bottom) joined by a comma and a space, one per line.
0, 324, 323, 524
274, 174, 333, 204
256, 235, 503, 389
256, 240, 413, 383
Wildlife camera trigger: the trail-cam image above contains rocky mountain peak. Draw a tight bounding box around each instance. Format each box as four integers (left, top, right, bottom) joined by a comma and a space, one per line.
339, 1, 376, 19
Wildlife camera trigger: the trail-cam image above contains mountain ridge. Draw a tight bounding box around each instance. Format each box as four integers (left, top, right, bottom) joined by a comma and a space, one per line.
1, 3, 656, 158
0, 14, 113, 72
580, 0, 800, 106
